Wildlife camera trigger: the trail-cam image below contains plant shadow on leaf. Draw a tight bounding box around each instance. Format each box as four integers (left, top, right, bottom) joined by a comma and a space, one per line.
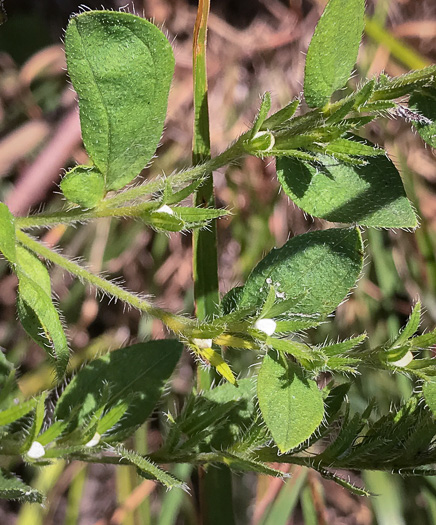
241, 228, 363, 316
277, 155, 416, 227
55, 341, 182, 440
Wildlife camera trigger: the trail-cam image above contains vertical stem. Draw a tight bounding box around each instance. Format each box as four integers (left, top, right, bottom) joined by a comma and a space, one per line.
192, 2, 235, 524
192, 0, 220, 343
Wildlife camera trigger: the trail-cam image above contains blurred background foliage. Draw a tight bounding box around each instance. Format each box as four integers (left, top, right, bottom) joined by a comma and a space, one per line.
1, 0, 436, 523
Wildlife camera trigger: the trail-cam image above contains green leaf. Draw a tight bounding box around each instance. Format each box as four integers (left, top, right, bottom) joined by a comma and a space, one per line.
0, 469, 44, 503
322, 334, 367, 356
221, 286, 245, 315
55, 340, 182, 441
390, 302, 421, 348
261, 99, 299, 130
265, 337, 314, 368
258, 353, 324, 452
240, 228, 363, 316
65, 11, 175, 191
250, 92, 271, 137
0, 352, 17, 407
220, 452, 289, 478
21, 392, 47, 454
423, 381, 436, 417
143, 209, 185, 232
304, 0, 365, 107
16, 247, 69, 379
318, 468, 370, 497
0, 398, 37, 426
0, 203, 16, 264
409, 87, 436, 148
114, 445, 187, 491
174, 207, 230, 228
202, 379, 257, 450
60, 165, 105, 208
324, 137, 385, 157
276, 152, 417, 227
354, 79, 376, 108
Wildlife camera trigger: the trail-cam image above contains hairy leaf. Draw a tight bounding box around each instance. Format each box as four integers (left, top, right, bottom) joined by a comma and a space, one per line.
0, 203, 16, 264
115, 445, 187, 491
174, 207, 230, 228
60, 165, 105, 208
276, 153, 417, 227
0, 469, 43, 503
409, 87, 436, 148
55, 340, 182, 440
0, 398, 37, 426
257, 353, 324, 452
240, 228, 363, 316
262, 100, 299, 130
65, 11, 174, 190
423, 382, 436, 417
16, 247, 69, 379
304, 0, 365, 107
390, 302, 421, 348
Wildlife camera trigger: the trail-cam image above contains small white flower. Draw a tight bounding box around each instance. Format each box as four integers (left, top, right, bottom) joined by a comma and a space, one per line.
155, 205, 174, 215
192, 338, 213, 349
392, 350, 414, 368
27, 441, 45, 459
85, 432, 101, 448
254, 318, 276, 336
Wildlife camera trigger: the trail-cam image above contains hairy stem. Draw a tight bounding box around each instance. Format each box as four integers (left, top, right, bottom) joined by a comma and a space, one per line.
15, 229, 192, 334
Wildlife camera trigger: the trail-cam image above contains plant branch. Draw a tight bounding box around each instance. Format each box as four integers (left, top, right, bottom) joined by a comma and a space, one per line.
15, 229, 193, 334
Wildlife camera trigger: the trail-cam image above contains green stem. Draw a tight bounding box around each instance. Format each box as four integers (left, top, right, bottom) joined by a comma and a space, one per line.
102, 142, 243, 208
16, 142, 243, 229
191, 1, 235, 524
15, 229, 192, 334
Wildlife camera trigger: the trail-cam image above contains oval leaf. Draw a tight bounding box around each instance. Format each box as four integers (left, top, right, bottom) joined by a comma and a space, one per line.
304, 0, 365, 107
61, 165, 105, 208
258, 353, 324, 452
65, 11, 175, 190
276, 153, 417, 227
55, 340, 182, 440
240, 228, 363, 316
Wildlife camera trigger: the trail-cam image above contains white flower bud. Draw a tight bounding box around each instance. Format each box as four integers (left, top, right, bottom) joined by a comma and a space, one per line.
392, 350, 414, 368
85, 432, 101, 447
155, 205, 174, 215
254, 318, 277, 336
27, 441, 45, 459
192, 338, 213, 349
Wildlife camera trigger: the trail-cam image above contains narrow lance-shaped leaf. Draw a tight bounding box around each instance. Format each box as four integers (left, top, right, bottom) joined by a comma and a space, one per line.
257, 352, 324, 452
0, 398, 38, 427
55, 340, 182, 441
304, 0, 365, 107
240, 228, 363, 316
0, 469, 44, 503
65, 11, 175, 191
276, 151, 417, 228
114, 445, 188, 491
